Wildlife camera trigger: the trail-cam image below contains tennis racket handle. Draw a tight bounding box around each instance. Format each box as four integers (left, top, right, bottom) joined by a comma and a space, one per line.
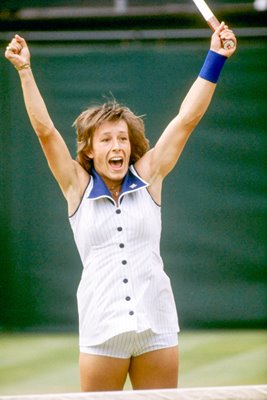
207, 16, 235, 50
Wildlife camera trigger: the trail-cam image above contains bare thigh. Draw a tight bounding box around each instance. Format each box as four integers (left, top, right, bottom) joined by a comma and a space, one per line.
79, 352, 130, 392
129, 345, 179, 390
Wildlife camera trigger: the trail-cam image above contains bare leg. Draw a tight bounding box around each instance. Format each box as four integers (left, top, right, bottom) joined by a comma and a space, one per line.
79, 353, 130, 391
129, 346, 179, 390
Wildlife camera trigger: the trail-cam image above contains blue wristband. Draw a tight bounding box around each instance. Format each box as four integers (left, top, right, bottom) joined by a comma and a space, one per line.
199, 50, 227, 84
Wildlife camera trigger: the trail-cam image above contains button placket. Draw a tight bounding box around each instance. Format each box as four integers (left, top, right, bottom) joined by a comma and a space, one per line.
115, 207, 135, 318
116, 208, 125, 252
115, 206, 128, 272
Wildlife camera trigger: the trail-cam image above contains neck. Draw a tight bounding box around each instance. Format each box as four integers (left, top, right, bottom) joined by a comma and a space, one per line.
108, 182, 122, 191
108, 181, 122, 199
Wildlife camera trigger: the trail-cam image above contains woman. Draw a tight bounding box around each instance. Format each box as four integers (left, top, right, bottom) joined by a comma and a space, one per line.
5, 23, 236, 392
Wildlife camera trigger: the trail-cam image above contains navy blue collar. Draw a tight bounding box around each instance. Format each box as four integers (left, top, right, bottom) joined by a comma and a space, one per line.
88, 166, 149, 204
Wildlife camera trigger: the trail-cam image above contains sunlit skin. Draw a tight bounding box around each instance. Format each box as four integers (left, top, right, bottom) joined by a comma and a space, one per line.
4, 25, 237, 391
88, 120, 131, 191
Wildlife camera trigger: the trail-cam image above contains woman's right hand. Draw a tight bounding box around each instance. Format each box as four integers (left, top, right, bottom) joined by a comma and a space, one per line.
5, 34, 31, 70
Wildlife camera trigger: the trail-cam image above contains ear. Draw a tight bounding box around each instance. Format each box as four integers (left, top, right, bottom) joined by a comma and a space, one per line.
87, 149, 94, 159
86, 144, 94, 159
87, 135, 94, 159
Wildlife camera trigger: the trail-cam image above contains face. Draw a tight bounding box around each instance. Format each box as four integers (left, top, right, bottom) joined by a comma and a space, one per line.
88, 119, 131, 187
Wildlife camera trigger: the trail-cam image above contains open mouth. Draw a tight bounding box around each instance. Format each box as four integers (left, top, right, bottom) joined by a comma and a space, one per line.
108, 156, 123, 170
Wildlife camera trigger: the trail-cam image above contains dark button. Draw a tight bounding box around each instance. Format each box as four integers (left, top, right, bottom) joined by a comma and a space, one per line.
122, 260, 127, 265
129, 311, 134, 316
125, 296, 131, 301
119, 243, 125, 248
117, 227, 123, 232
116, 209, 121, 214
123, 279, 128, 284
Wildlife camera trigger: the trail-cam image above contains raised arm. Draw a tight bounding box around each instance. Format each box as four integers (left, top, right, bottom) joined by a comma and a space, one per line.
5, 35, 88, 212
135, 22, 237, 201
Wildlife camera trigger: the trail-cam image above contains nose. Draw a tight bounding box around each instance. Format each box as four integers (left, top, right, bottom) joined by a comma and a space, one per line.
111, 137, 121, 150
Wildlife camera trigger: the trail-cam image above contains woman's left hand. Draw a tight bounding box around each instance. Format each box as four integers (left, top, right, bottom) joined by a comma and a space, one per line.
210, 21, 237, 58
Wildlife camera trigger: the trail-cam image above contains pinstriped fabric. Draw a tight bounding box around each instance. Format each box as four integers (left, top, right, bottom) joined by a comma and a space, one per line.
69, 165, 179, 346
80, 329, 178, 358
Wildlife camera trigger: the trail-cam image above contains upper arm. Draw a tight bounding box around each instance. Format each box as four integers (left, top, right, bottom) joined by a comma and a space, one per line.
151, 114, 193, 178
38, 128, 87, 200
134, 115, 190, 206
137, 77, 216, 183
136, 114, 192, 185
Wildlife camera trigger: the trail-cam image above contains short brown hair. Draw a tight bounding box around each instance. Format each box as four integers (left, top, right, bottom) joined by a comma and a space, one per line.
73, 101, 150, 173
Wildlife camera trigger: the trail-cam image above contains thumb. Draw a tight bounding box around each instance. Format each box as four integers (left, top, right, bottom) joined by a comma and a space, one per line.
15, 34, 28, 48
215, 21, 226, 35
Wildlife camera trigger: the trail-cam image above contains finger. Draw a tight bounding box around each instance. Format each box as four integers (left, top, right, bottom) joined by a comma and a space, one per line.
10, 42, 22, 53
5, 39, 18, 53
220, 28, 233, 36
6, 45, 19, 55
218, 21, 226, 31
216, 22, 232, 35
214, 23, 223, 35
221, 32, 236, 41
5, 45, 14, 54
11, 37, 22, 46
15, 34, 27, 46
5, 46, 15, 56
5, 37, 22, 57
5, 48, 18, 61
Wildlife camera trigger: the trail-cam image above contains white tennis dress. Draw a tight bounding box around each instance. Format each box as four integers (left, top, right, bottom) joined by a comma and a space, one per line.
69, 165, 179, 346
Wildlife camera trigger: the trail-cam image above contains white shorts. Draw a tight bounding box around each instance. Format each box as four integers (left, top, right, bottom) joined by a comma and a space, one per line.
80, 329, 178, 359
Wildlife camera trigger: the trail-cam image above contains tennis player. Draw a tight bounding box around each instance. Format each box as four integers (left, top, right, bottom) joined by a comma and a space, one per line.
5, 22, 236, 391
